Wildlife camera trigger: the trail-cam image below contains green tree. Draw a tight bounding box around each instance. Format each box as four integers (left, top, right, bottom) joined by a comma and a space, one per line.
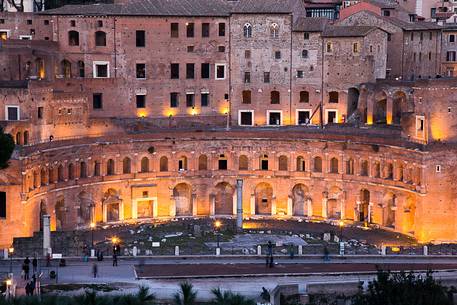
352, 270, 453, 305
0, 128, 14, 169
210, 288, 255, 305
173, 282, 197, 305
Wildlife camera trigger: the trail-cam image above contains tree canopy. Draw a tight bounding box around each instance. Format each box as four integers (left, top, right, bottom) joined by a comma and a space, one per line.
0, 128, 14, 169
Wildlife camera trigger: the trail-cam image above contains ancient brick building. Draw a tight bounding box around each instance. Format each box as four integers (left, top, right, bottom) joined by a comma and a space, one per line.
0, 0, 457, 247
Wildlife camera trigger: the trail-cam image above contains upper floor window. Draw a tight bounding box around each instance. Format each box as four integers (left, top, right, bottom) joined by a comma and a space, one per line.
93, 61, 109, 78
95, 31, 106, 47
329, 91, 339, 103
271, 91, 280, 104
186, 23, 194, 37
270, 23, 279, 38
352, 42, 359, 53
136, 30, 145, 47
68, 31, 79, 46
219, 23, 226, 36
449, 34, 455, 43
202, 23, 210, 37
302, 49, 308, 58
171, 23, 179, 38
243, 23, 252, 38
326, 42, 333, 53
304, 32, 309, 40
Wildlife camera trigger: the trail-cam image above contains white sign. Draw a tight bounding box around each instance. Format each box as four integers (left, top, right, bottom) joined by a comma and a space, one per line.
152, 242, 160, 247
52, 253, 62, 259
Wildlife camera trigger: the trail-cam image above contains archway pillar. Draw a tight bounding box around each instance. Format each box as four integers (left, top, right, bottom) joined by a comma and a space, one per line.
354, 193, 361, 220
386, 95, 393, 124
287, 196, 293, 216
132, 199, 138, 219
210, 194, 216, 216
366, 93, 374, 124
322, 192, 328, 218
102, 203, 107, 223
306, 198, 313, 217
340, 193, 346, 220
250, 194, 255, 215
192, 193, 197, 216
232, 192, 237, 215
169, 196, 176, 217
119, 200, 124, 221
271, 196, 276, 216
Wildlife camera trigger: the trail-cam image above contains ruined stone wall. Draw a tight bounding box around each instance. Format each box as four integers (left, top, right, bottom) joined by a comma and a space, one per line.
441, 29, 457, 77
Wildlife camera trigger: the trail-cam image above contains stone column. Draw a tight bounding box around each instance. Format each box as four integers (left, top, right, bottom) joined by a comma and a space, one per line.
340, 192, 346, 220
271, 196, 276, 216
307, 198, 313, 217
322, 192, 328, 219
236, 179, 243, 229
250, 194, 255, 216
287, 196, 293, 216
192, 193, 197, 216
169, 196, 176, 217
43, 214, 51, 256
119, 200, 124, 221
355, 193, 361, 220
210, 194, 216, 216
102, 202, 107, 222
152, 199, 158, 218
386, 95, 393, 125
366, 93, 374, 124
132, 199, 138, 219
232, 191, 237, 216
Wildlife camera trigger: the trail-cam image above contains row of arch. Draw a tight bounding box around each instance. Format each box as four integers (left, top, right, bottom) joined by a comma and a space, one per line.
43, 182, 412, 232
25, 153, 423, 192
243, 22, 279, 39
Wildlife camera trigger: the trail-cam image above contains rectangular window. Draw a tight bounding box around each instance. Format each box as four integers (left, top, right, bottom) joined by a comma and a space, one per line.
44, 20, 49, 25
70, 20, 76, 27
186, 93, 195, 107
218, 23, 225, 36
0, 192, 5, 218
93, 61, 109, 78
187, 46, 194, 52
136, 63, 146, 79
264, 72, 270, 83
447, 51, 456, 62
0, 19, 5, 24
326, 42, 333, 53
242, 90, 251, 104
353, 42, 359, 53
218, 46, 225, 52
420, 32, 423, 41
136, 30, 145, 47
239, 111, 253, 126
6, 106, 19, 120
27, 19, 32, 25
244, 72, 250, 83
297, 70, 304, 78
93, 93, 103, 109
170, 63, 179, 79
136, 95, 146, 108
304, 32, 309, 40
201, 93, 209, 107
201, 63, 210, 79
274, 51, 281, 59
326, 110, 338, 124
215, 64, 226, 80
171, 23, 179, 38
245, 50, 251, 59
186, 63, 195, 79
186, 23, 194, 37
268, 111, 282, 126
38, 107, 43, 119
450, 34, 455, 43
416, 116, 424, 131
297, 110, 311, 125
202, 23, 210, 37
410, 32, 414, 41
170, 92, 179, 108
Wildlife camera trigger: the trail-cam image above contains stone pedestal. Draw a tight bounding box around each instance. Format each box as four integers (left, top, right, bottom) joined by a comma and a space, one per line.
42, 215, 51, 256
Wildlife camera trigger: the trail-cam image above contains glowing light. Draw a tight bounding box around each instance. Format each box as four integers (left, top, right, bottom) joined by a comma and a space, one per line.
215, 220, 222, 229
338, 220, 344, 228
111, 236, 120, 245
5, 279, 12, 286
90, 222, 96, 229
137, 110, 147, 118
366, 114, 373, 125
8, 247, 14, 254
391, 246, 400, 253
164, 109, 176, 117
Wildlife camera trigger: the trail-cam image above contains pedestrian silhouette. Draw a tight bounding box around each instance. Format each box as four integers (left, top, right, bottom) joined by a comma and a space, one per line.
92, 263, 98, 278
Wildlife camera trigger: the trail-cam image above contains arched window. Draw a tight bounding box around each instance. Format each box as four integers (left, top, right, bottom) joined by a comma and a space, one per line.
330, 157, 339, 174
140, 157, 149, 173
260, 154, 269, 170
299, 91, 309, 103
296, 156, 305, 171
106, 159, 115, 176
68, 30, 79, 46
346, 158, 354, 175
57, 165, 64, 182
178, 156, 188, 171
373, 161, 380, 178
313, 156, 322, 172
16, 132, 22, 145
278, 155, 288, 171
23, 131, 29, 145
40, 168, 46, 186
123, 157, 131, 174
93, 161, 101, 176
61, 60, 71, 78
77, 60, 85, 77
68, 163, 74, 180
270, 23, 279, 38
329, 91, 339, 103
48, 167, 55, 184
361, 160, 369, 176
239, 155, 248, 170
35, 58, 45, 78
80, 161, 87, 178
95, 31, 106, 46
33, 171, 38, 188
218, 154, 228, 170
160, 156, 168, 172
386, 163, 393, 179
243, 23, 252, 38
271, 91, 280, 104
301, 49, 308, 58
198, 155, 208, 170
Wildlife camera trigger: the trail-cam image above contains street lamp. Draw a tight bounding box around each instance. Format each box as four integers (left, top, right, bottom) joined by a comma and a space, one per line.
8, 247, 14, 274
214, 220, 221, 248
338, 220, 344, 241
112, 236, 120, 255
5, 279, 12, 299
90, 222, 96, 249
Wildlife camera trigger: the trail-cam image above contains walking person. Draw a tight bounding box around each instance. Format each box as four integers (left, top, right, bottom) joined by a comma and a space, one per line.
267, 241, 274, 268
92, 263, 98, 278
323, 245, 330, 262
32, 257, 38, 274
112, 253, 118, 267
24, 262, 30, 280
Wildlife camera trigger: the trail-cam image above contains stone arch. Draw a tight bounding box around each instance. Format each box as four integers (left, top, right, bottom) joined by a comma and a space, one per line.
359, 189, 370, 222
214, 182, 234, 215
55, 196, 66, 230
385, 162, 393, 179
392, 91, 407, 125
122, 157, 131, 174
239, 155, 249, 170
23, 131, 29, 145
68, 163, 75, 180
313, 156, 322, 172
296, 156, 305, 171
95, 30, 106, 46
327, 186, 343, 219
106, 159, 115, 175
259, 154, 269, 170
218, 154, 228, 170
346, 158, 354, 175
48, 167, 55, 184
40, 168, 46, 186
68, 30, 79, 46
159, 156, 169, 172
404, 195, 416, 233
93, 160, 101, 176
347, 87, 359, 118
382, 192, 396, 228
373, 161, 380, 178
243, 23, 252, 38
198, 155, 208, 170
178, 155, 188, 171
397, 162, 404, 181
103, 188, 121, 222
60, 59, 71, 78
360, 160, 369, 176
33, 171, 39, 188
278, 155, 288, 171
80, 161, 87, 178
140, 157, 149, 173
330, 157, 339, 174
15, 132, 21, 145
173, 183, 192, 216
374, 91, 387, 124
292, 184, 310, 216
57, 164, 64, 182
255, 182, 273, 215
77, 191, 93, 226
